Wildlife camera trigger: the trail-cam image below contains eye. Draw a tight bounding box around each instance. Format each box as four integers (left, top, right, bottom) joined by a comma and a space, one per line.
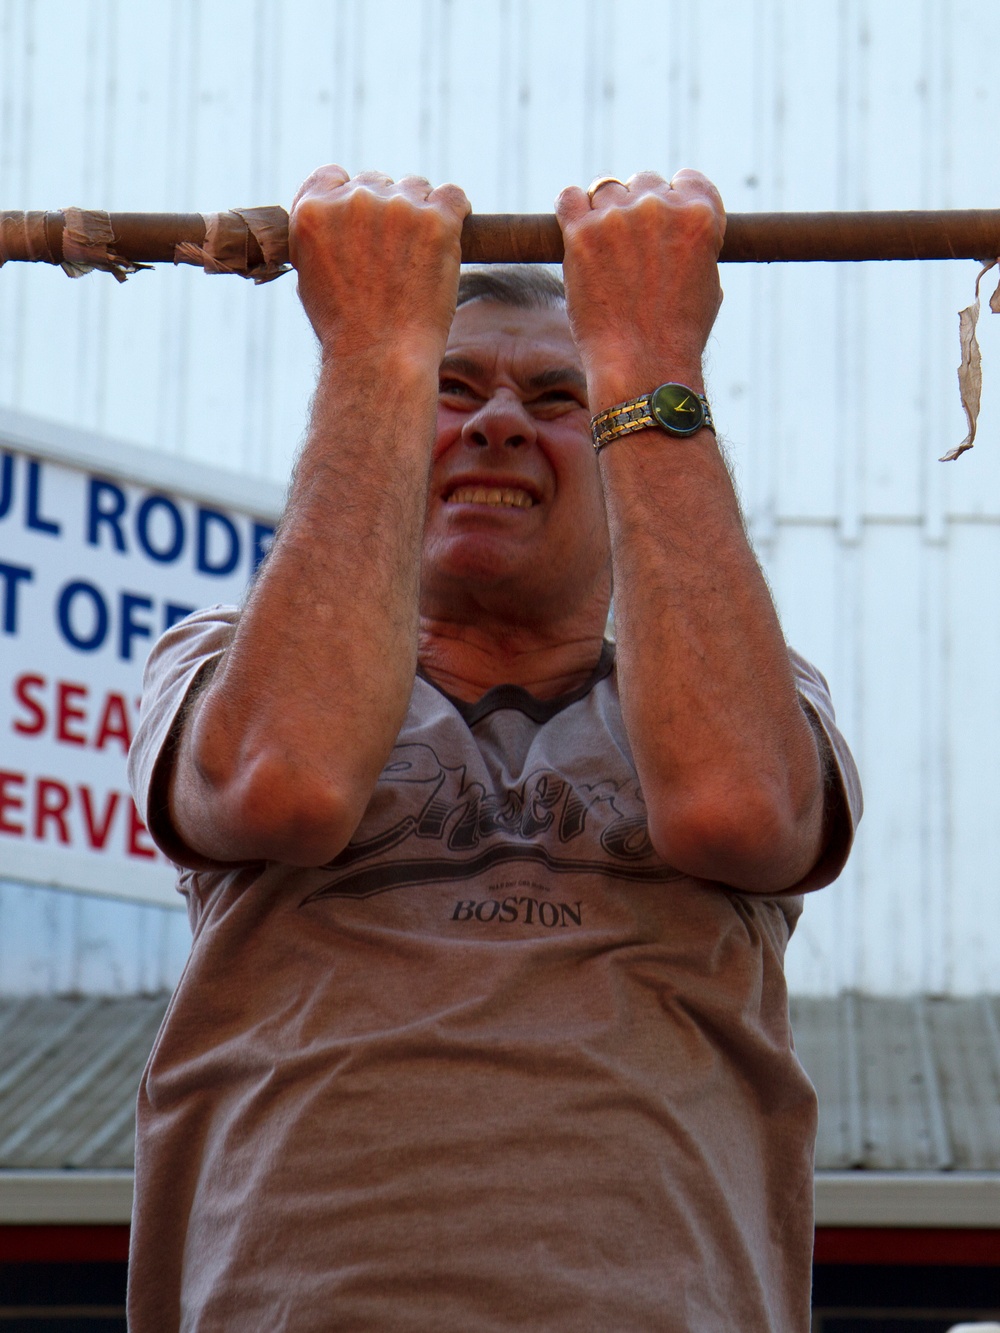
531, 388, 587, 414
439, 378, 481, 401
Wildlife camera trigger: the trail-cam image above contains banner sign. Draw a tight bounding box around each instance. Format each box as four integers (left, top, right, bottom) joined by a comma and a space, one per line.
0, 409, 284, 907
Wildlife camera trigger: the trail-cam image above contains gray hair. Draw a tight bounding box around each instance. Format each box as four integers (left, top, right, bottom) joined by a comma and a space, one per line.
457, 263, 565, 310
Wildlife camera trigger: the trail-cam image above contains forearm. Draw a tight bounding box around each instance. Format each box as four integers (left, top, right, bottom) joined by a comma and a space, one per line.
557, 172, 825, 890
597, 402, 824, 890
172, 351, 437, 865
161, 167, 469, 866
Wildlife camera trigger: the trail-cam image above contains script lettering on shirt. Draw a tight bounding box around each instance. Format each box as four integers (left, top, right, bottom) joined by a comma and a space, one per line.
301, 741, 687, 906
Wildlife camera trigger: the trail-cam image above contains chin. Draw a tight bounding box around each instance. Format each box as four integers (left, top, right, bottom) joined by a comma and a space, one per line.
426, 531, 526, 578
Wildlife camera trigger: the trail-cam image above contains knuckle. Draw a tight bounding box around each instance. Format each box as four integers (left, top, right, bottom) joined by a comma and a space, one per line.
684, 197, 725, 239
290, 194, 327, 234
629, 170, 667, 191
436, 183, 470, 212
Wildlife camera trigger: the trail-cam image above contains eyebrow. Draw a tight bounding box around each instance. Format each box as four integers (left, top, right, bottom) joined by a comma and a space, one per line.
526, 366, 589, 395
439, 355, 588, 396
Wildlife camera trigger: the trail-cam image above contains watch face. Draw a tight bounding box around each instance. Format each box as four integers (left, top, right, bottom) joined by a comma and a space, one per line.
650, 383, 706, 436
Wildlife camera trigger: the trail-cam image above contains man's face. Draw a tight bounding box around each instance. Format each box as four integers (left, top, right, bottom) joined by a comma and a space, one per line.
421, 299, 612, 627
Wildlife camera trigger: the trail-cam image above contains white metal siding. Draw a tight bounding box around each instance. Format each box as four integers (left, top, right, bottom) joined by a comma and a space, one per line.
2, 0, 1000, 994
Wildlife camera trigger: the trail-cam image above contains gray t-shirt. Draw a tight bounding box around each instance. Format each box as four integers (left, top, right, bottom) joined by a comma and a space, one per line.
127, 607, 861, 1333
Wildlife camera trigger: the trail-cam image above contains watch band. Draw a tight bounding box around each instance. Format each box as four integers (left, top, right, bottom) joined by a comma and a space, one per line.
591, 384, 715, 453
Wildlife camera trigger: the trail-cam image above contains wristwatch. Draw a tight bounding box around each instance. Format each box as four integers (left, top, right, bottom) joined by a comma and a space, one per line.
591, 383, 715, 453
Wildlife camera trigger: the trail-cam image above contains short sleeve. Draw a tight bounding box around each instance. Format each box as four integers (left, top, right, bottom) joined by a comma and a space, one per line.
788, 648, 863, 893
127, 606, 240, 870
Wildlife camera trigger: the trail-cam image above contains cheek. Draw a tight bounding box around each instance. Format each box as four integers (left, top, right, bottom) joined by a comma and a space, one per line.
432, 409, 463, 463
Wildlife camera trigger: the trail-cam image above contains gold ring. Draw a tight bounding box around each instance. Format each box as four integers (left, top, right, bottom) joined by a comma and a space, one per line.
587, 176, 626, 203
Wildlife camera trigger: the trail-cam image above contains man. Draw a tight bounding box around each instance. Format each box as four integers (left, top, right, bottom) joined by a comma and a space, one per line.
127, 166, 860, 1331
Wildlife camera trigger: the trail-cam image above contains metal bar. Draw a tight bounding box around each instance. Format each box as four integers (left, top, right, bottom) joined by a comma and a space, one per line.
2, 207, 1000, 269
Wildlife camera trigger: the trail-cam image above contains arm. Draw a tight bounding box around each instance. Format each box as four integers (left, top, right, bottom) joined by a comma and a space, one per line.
167, 167, 469, 866
556, 171, 825, 892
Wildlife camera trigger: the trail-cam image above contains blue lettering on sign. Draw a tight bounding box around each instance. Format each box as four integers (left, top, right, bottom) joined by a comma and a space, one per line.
0, 456, 64, 536
197, 507, 240, 576
120, 591, 155, 660
136, 495, 185, 564
53, 580, 204, 658
58, 580, 109, 652
0, 560, 34, 634
0, 453, 13, 520
87, 478, 128, 551
26, 460, 61, 536
83, 470, 271, 580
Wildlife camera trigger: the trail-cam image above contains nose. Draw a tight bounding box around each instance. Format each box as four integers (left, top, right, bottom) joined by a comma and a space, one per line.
461, 390, 537, 450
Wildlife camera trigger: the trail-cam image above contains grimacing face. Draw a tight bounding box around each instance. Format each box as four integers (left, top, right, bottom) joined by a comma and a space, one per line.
420, 299, 612, 626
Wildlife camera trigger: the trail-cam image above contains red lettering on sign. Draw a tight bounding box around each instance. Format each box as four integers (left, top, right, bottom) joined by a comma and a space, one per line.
0, 770, 26, 835
34, 779, 71, 843
128, 801, 157, 859
93, 694, 132, 753
9, 674, 139, 752
12, 675, 46, 736
0, 772, 162, 862
56, 682, 88, 746
79, 787, 121, 850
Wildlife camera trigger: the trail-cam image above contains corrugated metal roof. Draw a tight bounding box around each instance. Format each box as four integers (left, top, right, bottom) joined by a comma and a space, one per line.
791, 993, 1000, 1171
0, 995, 168, 1170
1, 993, 998, 1172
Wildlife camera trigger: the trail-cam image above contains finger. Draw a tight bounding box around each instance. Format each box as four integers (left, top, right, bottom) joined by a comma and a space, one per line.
586, 176, 630, 209
427, 181, 472, 222
669, 168, 725, 210
352, 169, 396, 192
396, 173, 434, 200
291, 163, 350, 210
555, 184, 591, 228
625, 170, 670, 196
670, 169, 727, 242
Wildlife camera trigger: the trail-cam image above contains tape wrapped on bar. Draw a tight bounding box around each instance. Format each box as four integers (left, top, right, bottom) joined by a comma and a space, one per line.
0, 212, 56, 266
60, 208, 150, 282
173, 207, 290, 283
233, 206, 291, 282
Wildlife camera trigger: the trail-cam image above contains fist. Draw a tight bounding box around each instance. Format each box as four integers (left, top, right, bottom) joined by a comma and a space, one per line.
555, 170, 726, 405
289, 165, 471, 365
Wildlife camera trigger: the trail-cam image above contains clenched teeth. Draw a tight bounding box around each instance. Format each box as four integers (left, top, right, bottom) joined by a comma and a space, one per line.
447, 486, 535, 509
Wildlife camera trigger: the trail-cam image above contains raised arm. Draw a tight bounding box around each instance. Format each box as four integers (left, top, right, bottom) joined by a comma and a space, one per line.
166, 167, 470, 866
556, 171, 825, 892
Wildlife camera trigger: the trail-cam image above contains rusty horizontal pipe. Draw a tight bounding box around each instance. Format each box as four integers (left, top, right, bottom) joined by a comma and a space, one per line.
1, 207, 1000, 270
468, 209, 1000, 263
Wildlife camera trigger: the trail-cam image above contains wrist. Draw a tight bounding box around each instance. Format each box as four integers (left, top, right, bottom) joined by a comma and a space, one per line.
592, 383, 715, 453
318, 337, 443, 389
581, 350, 707, 415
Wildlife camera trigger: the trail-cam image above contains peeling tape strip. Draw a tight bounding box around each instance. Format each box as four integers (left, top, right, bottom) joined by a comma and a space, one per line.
60, 208, 149, 283
0, 212, 56, 266
172, 213, 247, 275
941, 259, 1000, 462
232, 206, 291, 283
173, 209, 291, 283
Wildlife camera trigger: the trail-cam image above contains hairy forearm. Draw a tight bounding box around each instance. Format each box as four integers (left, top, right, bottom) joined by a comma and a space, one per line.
597, 419, 825, 891
165, 165, 470, 865
556, 173, 825, 890
172, 349, 438, 864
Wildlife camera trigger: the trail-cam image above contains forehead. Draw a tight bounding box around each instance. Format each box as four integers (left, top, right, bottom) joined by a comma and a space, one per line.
444, 299, 581, 376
